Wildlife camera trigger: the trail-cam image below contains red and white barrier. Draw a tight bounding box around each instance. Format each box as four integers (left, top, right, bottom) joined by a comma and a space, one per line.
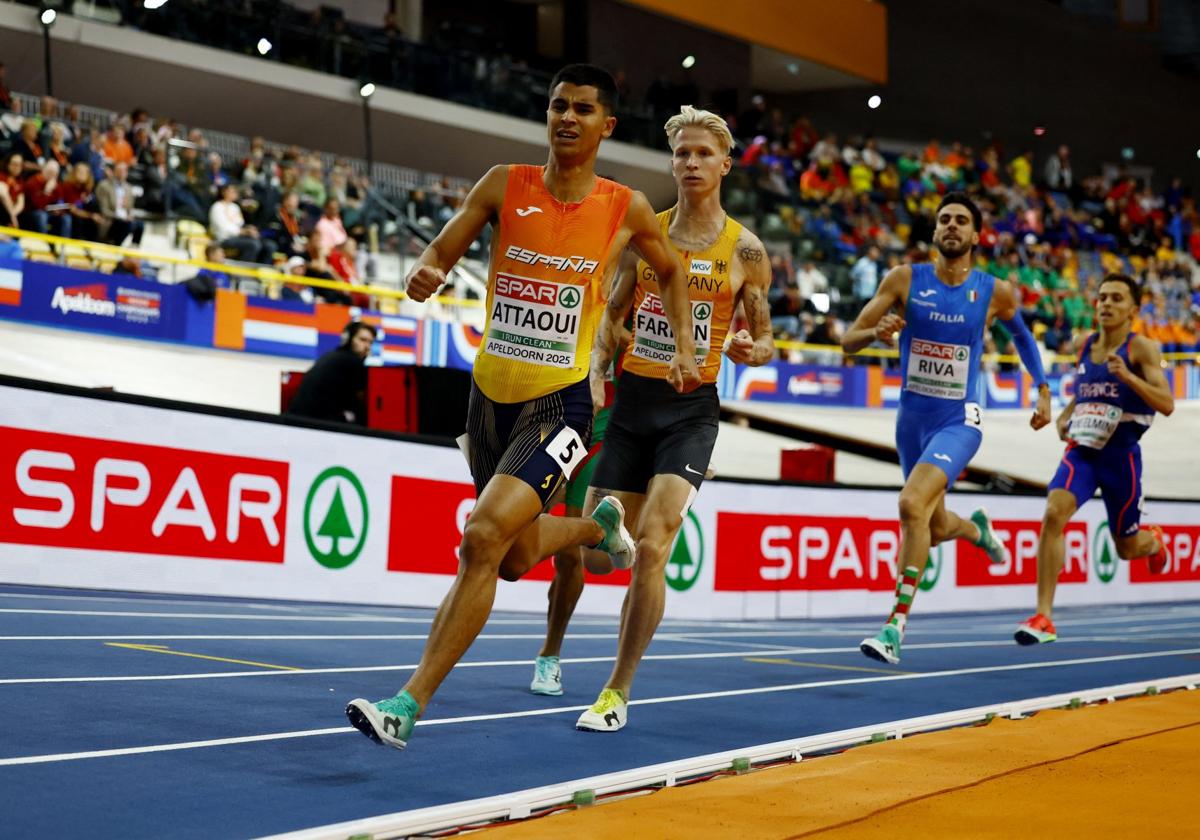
2, 382, 1198, 620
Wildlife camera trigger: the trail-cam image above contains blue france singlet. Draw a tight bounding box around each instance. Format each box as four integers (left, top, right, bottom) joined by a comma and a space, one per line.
1066, 333, 1154, 451
898, 263, 995, 421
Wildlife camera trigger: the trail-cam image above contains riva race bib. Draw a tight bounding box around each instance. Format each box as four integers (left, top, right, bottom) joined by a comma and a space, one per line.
630, 293, 710, 366
1067, 401, 1121, 449
483, 273, 583, 368
905, 338, 971, 400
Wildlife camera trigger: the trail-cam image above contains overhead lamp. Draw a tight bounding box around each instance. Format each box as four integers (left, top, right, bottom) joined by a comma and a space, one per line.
359, 82, 376, 98
257, 37, 272, 55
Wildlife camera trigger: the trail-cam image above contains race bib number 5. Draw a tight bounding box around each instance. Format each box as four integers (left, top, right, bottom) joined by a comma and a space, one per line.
545, 426, 587, 480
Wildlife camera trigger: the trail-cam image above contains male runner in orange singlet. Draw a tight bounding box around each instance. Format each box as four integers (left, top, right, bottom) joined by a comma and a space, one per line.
346, 64, 702, 750
509, 105, 775, 730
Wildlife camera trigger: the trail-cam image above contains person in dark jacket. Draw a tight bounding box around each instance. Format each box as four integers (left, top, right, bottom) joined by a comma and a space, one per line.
286, 321, 377, 424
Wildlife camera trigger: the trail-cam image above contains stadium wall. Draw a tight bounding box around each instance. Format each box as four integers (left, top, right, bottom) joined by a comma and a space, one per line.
2, 378, 1198, 620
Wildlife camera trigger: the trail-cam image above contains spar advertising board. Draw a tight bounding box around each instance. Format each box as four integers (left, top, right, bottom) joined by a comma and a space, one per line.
2, 378, 1198, 619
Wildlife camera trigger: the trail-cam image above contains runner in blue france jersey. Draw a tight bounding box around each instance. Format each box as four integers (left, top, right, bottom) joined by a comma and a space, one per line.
1014, 273, 1174, 646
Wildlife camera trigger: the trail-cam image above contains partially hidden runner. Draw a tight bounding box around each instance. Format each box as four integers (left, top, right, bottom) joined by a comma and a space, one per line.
345, 65, 702, 750
1015, 273, 1174, 645
842, 191, 1053, 665
569, 106, 776, 731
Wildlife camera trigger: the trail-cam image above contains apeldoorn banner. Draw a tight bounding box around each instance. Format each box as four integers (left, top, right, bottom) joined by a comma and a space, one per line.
1, 380, 1198, 620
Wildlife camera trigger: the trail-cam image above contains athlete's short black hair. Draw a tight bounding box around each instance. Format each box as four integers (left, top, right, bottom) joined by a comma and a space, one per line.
936, 191, 982, 233
1099, 273, 1140, 302
549, 64, 618, 113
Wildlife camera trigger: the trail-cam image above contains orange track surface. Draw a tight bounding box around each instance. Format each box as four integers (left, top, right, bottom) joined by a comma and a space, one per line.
488, 690, 1200, 839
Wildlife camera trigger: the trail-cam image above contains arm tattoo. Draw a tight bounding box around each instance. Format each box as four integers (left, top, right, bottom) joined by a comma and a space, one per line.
739, 245, 764, 263
743, 284, 775, 365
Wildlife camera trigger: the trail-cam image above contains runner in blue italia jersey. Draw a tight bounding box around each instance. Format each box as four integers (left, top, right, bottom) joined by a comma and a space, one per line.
1015, 274, 1174, 645
842, 192, 1052, 664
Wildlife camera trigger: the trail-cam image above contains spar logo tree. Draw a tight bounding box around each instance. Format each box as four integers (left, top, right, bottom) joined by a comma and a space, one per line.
665, 510, 704, 592
304, 466, 369, 569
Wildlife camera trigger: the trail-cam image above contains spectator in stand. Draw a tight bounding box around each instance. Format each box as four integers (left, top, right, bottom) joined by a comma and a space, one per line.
101, 123, 135, 166
1044, 144, 1073, 193
303, 240, 350, 305
95, 161, 144, 246
70, 127, 106, 184
329, 236, 369, 308
298, 158, 327, 208
1008, 150, 1033, 190
795, 260, 829, 302
185, 243, 230, 303
45, 123, 70, 169
809, 133, 839, 164
205, 152, 230, 200
281, 255, 315, 304
0, 153, 25, 228
285, 321, 377, 426
131, 126, 154, 166
861, 138, 886, 172
60, 161, 102, 240
12, 120, 45, 175
19, 160, 69, 237
850, 245, 882, 301
790, 116, 818, 160
141, 146, 204, 221
312, 197, 348, 253
208, 183, 272, 263
739, 94, 767, 139
265, 190, 308, 259
175, 145, 207, 208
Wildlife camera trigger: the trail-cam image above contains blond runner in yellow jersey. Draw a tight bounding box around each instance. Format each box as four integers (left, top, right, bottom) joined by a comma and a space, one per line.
345, 65, 702, 751
526, 105, 775, 731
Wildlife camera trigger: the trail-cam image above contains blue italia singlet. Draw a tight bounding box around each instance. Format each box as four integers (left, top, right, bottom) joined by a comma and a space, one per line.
895, 263, 996, 483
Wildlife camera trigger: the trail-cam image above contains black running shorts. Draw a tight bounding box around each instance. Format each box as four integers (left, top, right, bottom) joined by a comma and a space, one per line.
591, 371, 719, 495
464, 377, 593, 507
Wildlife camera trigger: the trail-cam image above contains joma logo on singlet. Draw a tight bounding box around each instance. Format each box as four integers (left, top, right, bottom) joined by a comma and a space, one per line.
505, 245, 599, 274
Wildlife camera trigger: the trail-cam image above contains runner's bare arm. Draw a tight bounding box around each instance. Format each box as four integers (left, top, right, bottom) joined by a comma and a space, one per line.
842, 265, 910, 354
1113, 336, 1175, 416
625, 191, 702, 392
1055, 395, 1076, 441
589, 251, 638, 411
405, 165, 507, 302
993, 279, 1052, 429
726, 231, 774, 366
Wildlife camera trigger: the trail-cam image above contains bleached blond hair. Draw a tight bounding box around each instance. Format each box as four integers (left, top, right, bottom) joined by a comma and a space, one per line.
664, 105, 734, 156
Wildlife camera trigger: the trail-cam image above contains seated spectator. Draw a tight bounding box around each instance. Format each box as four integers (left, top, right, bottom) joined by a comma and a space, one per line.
303, 241, 351, 305
59, 161, 103, 241
280, 255, 315, 304
18, 160, 70, 237
285, 321, 377, 425
205, 152, 230, 201
11, 120, 45, 175
329, 237, 369, 308
1, 153, 26, 228
111, 256, 144, 277
95, 161, 144, 246
101, 123, 135, 165
185, 243, 230, 302
795, 260, 829, 301
0, 62, 10, 112
312, 198, 348, 253
264, 190, 308, 258
141, 146, 205, 221
208, 183, 272, 263
174, 145, 207, 207
45, 123, 70, 169
69, 127, 106, 184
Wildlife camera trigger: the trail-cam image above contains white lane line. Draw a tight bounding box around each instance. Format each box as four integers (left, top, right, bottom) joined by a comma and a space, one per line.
1, 647, 1196, 767
0, 646, 831, 684
7, 634, 1172, 685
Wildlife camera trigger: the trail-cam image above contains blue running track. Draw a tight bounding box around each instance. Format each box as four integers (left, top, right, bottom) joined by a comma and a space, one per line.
2, 583, 1199, 838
